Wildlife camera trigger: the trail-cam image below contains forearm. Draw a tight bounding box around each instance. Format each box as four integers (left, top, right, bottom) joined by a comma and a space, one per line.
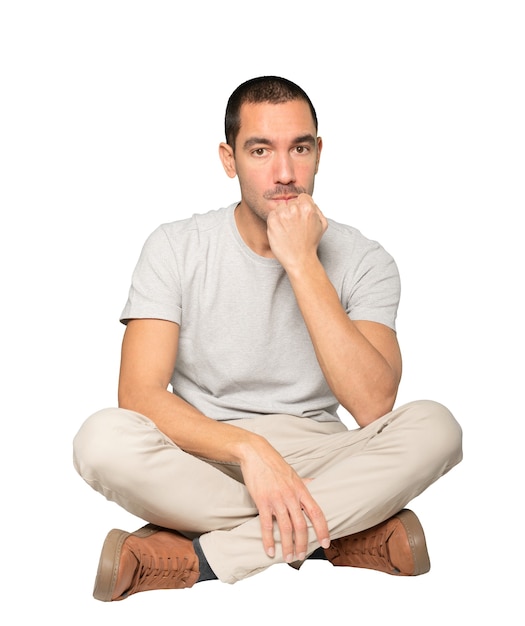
286, 257, 400, 425
118, 383, 267, 464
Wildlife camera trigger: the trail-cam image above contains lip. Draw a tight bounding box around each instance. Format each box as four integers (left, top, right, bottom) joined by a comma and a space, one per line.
270, 195, 298, 202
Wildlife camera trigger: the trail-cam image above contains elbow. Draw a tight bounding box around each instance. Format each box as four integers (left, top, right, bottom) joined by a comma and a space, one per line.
117, 380, 148, 413
342, 389, 398, 428
352, 370, 400, 427
117, 377, 134, 408
353, 404, 393, 427
118, 377, 170, 416
118, 387, 136, 411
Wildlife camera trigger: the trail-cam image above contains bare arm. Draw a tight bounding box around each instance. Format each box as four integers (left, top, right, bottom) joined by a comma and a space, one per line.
267, 194, 402, 427
118, 318, 330, 560
119, 318, 256, 462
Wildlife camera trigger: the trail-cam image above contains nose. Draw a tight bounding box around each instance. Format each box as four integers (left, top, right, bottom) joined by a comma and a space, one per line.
273, 152, 295, 185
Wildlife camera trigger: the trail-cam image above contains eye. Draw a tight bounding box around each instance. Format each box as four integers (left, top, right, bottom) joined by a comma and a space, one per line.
252, 148, 268, 157
294, 145, 310, 154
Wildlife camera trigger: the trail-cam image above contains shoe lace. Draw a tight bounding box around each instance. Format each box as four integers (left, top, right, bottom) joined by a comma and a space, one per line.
132, 554, 194, 593
335, 528, 395, 570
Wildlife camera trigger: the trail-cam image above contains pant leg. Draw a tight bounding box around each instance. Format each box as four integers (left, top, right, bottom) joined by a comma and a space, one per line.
72, 407, 258, 536
199, 399, 462, 583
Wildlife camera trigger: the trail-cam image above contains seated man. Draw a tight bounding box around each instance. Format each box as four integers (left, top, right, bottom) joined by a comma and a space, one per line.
73, 75, 463, 602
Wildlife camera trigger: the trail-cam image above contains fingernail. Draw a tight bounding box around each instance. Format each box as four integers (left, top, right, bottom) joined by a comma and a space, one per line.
285, 553, 294, 563
297, 552, 306, 561
267, 547, 275, 558
321, 538, 330, 549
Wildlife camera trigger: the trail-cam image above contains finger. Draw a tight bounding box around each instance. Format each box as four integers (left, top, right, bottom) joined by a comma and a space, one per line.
302, 494, 330, 550
259, 508, 276, 558
288, 506, 309, 561
273, 507, 295, 563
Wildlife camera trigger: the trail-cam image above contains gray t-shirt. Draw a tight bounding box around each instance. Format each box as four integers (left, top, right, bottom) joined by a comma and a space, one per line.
121, 203, 400, 422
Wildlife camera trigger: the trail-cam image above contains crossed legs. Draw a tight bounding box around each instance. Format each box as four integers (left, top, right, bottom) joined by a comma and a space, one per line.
73, 400, 462, 585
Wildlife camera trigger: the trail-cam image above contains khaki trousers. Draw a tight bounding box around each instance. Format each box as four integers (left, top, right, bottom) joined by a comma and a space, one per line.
73, 400, 462, 584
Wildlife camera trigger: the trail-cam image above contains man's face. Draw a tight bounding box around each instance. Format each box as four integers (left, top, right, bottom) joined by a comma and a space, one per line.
224, 100, 322, 222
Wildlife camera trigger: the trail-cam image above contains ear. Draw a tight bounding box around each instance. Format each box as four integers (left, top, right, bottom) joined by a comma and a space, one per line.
219, 142, 237, 178
315, 136, 323, 174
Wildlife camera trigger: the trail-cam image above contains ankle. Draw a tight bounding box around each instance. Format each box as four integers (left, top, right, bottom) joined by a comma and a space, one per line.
193, 538, 218, 582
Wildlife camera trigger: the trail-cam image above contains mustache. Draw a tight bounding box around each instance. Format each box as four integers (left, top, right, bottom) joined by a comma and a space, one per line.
263, 185, 307, 200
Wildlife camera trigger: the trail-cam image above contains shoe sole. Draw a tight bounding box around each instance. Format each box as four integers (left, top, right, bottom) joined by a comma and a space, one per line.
93, 524, 158, 602
395, 509, 431, 575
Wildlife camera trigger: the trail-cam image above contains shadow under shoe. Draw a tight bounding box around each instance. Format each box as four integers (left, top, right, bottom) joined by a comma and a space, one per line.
93, 524, 200, 601
325, 509, 431, 576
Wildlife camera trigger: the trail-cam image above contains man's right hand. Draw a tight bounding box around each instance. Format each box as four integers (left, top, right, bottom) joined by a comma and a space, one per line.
238, 436, 330, 563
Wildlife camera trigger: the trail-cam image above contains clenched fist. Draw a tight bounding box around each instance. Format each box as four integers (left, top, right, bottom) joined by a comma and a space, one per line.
266, 193, 328, 272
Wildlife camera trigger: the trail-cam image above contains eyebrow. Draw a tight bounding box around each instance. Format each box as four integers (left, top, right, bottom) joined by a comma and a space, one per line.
243, 134, 317, 150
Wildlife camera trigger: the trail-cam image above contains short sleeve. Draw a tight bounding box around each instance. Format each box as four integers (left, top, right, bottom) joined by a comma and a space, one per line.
345, 242, 400, 331
120, 225, 182, 325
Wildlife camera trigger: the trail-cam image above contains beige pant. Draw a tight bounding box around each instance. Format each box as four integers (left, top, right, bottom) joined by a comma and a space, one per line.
73, 400, 462, 584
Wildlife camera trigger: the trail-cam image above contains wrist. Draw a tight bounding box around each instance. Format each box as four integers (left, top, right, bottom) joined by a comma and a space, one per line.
228, 429, 269, 464
284, 254, 324, 283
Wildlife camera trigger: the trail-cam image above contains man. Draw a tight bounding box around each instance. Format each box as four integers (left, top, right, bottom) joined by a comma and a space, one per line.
73, 76, 462, 602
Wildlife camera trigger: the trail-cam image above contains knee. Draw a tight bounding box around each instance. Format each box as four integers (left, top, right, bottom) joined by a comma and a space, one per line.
402, 399, 463, 471
72, 407, 133, 481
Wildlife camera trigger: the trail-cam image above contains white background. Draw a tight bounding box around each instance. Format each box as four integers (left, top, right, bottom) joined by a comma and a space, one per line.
1, 1, 523, 624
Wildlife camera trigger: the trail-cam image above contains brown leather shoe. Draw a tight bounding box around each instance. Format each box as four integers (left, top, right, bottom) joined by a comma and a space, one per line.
325, 509, 431, 576
93, 524, 200, 601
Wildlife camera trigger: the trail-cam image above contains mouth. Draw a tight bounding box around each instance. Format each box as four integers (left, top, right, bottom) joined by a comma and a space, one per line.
269, 195, 298, 202
264, 186, 305, 203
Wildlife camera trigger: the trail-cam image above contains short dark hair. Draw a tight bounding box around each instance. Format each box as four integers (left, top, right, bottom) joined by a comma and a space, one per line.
225, 76, 318, 150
